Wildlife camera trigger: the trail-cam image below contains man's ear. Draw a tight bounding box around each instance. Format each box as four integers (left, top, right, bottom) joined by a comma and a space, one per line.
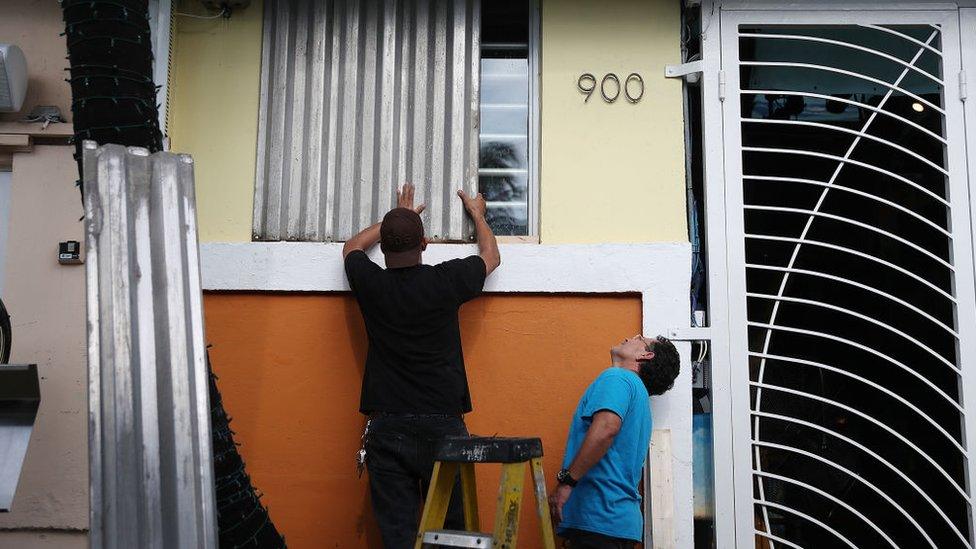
637, 350, 655, 363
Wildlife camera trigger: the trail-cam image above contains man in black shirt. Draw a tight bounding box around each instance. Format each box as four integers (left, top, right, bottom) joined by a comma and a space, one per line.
343, 183, 500, 548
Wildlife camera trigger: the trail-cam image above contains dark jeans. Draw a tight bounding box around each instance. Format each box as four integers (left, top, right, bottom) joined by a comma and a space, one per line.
562, 528, 636, 549
366, 414, 468, 549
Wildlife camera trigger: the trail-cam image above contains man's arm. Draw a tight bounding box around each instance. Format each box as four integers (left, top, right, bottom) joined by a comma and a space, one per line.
343, 183, 425, 258
457, 189, 500, 276
548, 410, 622, 523
565, 410, 622, 480
342, 222, 381, 258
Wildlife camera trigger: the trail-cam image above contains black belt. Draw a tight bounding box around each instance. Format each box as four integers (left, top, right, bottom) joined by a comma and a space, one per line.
369, 411, 462, 419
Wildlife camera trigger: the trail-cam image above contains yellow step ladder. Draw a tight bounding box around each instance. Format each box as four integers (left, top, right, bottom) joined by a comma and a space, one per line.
415, 436, 557, 549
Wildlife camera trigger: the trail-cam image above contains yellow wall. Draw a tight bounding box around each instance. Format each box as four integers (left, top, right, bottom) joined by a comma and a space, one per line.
540, 0, 687, 243
168, 0, 687, 244
168, 0, 263, 242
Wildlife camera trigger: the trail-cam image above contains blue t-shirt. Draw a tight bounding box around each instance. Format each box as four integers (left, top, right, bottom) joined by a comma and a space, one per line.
558, 368, 652, 541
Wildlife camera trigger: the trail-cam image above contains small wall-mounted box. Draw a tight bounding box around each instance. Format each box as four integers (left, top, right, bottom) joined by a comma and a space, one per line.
58, 241, 82, 265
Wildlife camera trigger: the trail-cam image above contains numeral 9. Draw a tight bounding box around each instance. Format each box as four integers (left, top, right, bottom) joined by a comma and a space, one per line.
578, 73, 597, 103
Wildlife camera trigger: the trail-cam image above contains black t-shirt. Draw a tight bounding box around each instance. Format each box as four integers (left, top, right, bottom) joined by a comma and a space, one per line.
344, 250, 487, 414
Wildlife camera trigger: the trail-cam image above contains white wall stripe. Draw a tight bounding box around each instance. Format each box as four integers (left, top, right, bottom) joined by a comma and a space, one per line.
200, 242, 690, 293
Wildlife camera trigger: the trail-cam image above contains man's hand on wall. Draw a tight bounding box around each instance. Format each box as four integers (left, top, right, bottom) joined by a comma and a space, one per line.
397, 183, 426, 214
457, 189, 487, 220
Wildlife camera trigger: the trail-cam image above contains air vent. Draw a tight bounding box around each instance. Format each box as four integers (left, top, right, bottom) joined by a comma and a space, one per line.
0, 44, 27, 113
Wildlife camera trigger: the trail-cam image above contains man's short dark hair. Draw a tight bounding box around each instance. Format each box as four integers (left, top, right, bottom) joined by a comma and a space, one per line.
637, 336, 680, 396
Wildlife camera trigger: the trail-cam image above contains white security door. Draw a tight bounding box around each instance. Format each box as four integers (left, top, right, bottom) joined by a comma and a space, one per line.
719, 9, 976, 548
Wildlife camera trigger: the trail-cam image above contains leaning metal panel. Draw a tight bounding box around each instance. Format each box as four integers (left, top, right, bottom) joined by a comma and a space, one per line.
83, 142, 216, 549
724, 16, 976, 548
253, 0, 481, 242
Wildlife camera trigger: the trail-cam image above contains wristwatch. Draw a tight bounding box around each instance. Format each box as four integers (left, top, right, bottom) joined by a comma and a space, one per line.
556, 468, 578, 487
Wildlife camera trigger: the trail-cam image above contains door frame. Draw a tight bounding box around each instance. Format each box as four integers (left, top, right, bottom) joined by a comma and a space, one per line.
701, 2, 976, 547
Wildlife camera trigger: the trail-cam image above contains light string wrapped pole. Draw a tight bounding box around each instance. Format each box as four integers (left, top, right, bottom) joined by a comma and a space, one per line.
62, 0, 163, 196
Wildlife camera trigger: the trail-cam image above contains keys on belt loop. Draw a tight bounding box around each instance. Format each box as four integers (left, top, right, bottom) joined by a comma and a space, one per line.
356, 419, 371, 478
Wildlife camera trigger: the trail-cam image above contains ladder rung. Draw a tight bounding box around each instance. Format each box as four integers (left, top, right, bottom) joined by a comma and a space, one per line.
422, 529, 495, 548
435, 436, 543, 463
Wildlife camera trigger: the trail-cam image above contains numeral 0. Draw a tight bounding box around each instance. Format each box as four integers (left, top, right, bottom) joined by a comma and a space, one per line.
624, 73, 644, 103
600, 73, 620, 103
577, 72, 645, 104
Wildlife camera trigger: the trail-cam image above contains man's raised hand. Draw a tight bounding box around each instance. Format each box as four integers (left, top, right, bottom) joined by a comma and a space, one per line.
456, 189, 487, 220
397, 183, 426, 214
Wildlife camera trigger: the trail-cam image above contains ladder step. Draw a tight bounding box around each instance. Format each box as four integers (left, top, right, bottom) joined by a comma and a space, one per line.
422, 529, 495, 548
436, 436, 543, 463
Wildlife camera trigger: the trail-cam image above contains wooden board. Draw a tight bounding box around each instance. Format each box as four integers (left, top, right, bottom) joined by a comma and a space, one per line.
650, 429, 675, 549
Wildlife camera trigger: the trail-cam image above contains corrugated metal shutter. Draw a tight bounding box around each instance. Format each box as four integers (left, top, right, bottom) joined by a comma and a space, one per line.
253, 0, 481, 242
83, 142, 216, 548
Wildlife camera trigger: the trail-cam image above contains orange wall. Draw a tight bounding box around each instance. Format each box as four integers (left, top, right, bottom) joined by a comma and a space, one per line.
203, 293, 643, 548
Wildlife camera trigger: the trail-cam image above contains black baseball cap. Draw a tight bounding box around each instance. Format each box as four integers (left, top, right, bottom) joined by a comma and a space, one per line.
380, 208, 424, 268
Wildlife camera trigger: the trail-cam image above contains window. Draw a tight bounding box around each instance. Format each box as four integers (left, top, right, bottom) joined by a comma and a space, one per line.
252, 0, 537, 242
479, 0, 538, 237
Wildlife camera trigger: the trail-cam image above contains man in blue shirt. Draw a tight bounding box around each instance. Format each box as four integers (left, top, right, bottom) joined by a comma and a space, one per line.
549, 335, 680, 548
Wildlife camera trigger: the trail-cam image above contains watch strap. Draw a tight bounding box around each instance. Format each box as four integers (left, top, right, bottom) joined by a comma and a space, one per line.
557, 468, 578, 487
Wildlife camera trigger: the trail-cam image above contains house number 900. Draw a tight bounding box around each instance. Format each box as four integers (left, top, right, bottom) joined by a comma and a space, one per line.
578, 73, 644, 104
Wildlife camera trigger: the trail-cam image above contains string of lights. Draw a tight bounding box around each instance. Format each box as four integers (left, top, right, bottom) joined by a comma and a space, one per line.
62, 0, 162, 195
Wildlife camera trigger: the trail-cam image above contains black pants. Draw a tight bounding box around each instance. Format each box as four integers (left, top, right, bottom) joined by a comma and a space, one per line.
562, 528, 636, 549
366, 414, 468, 549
